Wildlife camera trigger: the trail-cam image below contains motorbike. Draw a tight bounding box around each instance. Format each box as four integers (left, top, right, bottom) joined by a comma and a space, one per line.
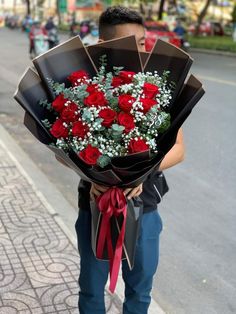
180, 35, 191, 52
47, 28, 59, 49
33, 34, 49, 57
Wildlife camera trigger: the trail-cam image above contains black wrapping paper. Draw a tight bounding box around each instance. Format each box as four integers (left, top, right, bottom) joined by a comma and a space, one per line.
90, 197, 143, 269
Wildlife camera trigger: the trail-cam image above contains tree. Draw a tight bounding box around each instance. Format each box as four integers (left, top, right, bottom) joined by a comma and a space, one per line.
158, 0, 165, 20
232, 4, 236, 23
22, 0, 31, 15
194, 0, 213, 35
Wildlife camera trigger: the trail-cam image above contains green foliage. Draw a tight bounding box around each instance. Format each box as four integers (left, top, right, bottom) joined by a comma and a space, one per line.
58, 23, 70, 32
156, 112, 171, 133
110, 124, 125, 140
48, 78, 66, 95
97, 155, 111, 168
72, 84, 89, 101
82, 109, 93, 122
189, 35, 236, 53
113, 66, 124, 76
39, 99, 53, 111
232, 5, 236, 23
94, 118, 105, 131
41, 119, 52, 129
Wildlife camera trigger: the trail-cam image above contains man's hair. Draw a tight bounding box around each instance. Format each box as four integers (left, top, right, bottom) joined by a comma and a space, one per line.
99, 6, 144, 40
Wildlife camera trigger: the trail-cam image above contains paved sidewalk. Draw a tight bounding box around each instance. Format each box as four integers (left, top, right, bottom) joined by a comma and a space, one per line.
0, 135, 121, 313
0, 125, 165, 314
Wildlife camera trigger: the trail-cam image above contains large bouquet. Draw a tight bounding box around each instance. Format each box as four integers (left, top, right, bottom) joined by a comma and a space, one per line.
14, 35, 205, 292
42, 62, 173, 167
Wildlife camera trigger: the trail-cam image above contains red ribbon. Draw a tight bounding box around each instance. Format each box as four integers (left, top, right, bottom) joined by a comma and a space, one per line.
96, 187, 127, 293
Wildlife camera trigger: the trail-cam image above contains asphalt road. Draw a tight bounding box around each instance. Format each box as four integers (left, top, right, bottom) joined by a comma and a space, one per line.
0, 28, 236, 314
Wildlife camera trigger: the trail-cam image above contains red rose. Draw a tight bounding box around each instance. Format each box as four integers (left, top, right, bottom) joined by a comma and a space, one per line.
52, 94, 68, 112
60, 102, 78, 123
118, 94, 136, 113
99, 108, 116, 127
112, 77, 123, 88
50, 119, 68, 138
79, 144, 101, 165
117, 112, 135, 133
119, 71, 136, 84
86, 84, 98, 94
72, 121, 88, 138
140, 98, 157, 114
143, 82, 160, 99
84, 91, 108, 108
67, 70, 89, 86
128, 138, 150, 154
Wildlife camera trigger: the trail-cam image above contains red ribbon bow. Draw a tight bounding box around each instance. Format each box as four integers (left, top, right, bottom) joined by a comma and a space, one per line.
96, 187, 127, 293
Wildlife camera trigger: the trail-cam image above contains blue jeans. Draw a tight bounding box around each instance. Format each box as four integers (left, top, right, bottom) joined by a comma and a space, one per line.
75, 209, 163, 314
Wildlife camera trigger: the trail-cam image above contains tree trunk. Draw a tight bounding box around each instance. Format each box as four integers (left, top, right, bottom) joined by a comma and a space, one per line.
25, 0, 31, 15
195, 0, 212, 35
57, 0, 62, 25
158, 0, 165, 20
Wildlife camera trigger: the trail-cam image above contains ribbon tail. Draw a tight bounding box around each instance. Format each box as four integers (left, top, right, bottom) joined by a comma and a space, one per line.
96, 215, 110, 259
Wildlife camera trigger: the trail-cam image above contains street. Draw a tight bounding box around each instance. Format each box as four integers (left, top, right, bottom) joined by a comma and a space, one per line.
0, 27, 236, 313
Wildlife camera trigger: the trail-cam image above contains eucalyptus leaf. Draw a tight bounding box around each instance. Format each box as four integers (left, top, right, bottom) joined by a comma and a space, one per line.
112, 124, 125, 133
41, 119, 52, 129
156, 112, 171, 133
82, 109, 92, 122
97, 155, 111, 168
39, 99, 52, 111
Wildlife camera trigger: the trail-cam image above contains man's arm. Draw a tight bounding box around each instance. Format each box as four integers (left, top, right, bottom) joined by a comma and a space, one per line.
159, 128, 185, 171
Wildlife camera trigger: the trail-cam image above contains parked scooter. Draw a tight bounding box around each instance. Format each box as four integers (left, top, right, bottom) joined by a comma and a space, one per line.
29, 21, 48, 58
33, 33, 49, 56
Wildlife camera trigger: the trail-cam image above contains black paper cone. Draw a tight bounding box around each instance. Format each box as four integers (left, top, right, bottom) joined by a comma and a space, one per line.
139, 51, 150, 70
144, 39, 193, 103
87, 36, 142, 73
33, 36, 97, 97
14, 67, 55, 134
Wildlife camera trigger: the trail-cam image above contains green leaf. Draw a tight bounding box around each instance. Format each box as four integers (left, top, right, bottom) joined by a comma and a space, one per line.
94, 118, 105, 131
111, 124, 125, 133
97, 155, 111, 168
41, 119, 52, 129
156, 112, 171, 133
113, 66, 124, 76
39, 99, 53, 111
82, 109, 92, 122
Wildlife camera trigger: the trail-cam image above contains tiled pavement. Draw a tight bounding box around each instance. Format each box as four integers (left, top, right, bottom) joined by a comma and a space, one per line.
0, 139, 121, 314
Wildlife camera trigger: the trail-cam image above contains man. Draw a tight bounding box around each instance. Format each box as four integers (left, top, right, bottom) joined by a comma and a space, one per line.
82, 23, 99, 46
75, 6, 185, 314
45, 17, 59, 49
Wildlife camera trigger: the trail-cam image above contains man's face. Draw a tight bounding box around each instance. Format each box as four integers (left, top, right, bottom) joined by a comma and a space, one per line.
103, 23, 146, 52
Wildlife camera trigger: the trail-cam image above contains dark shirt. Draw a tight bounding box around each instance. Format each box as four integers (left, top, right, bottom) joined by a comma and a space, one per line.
78, 171, 169, 213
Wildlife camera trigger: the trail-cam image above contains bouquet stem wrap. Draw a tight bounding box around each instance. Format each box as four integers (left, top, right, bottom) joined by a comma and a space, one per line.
96, 187, 127, 293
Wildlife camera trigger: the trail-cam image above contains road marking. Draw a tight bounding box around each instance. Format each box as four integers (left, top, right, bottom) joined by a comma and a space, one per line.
196, 75, 236, 87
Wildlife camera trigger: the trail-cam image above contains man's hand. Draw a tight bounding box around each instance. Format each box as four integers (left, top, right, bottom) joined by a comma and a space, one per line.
90, 183, 143, 201
123, 183, 143, 200
90, 183, 109, 201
